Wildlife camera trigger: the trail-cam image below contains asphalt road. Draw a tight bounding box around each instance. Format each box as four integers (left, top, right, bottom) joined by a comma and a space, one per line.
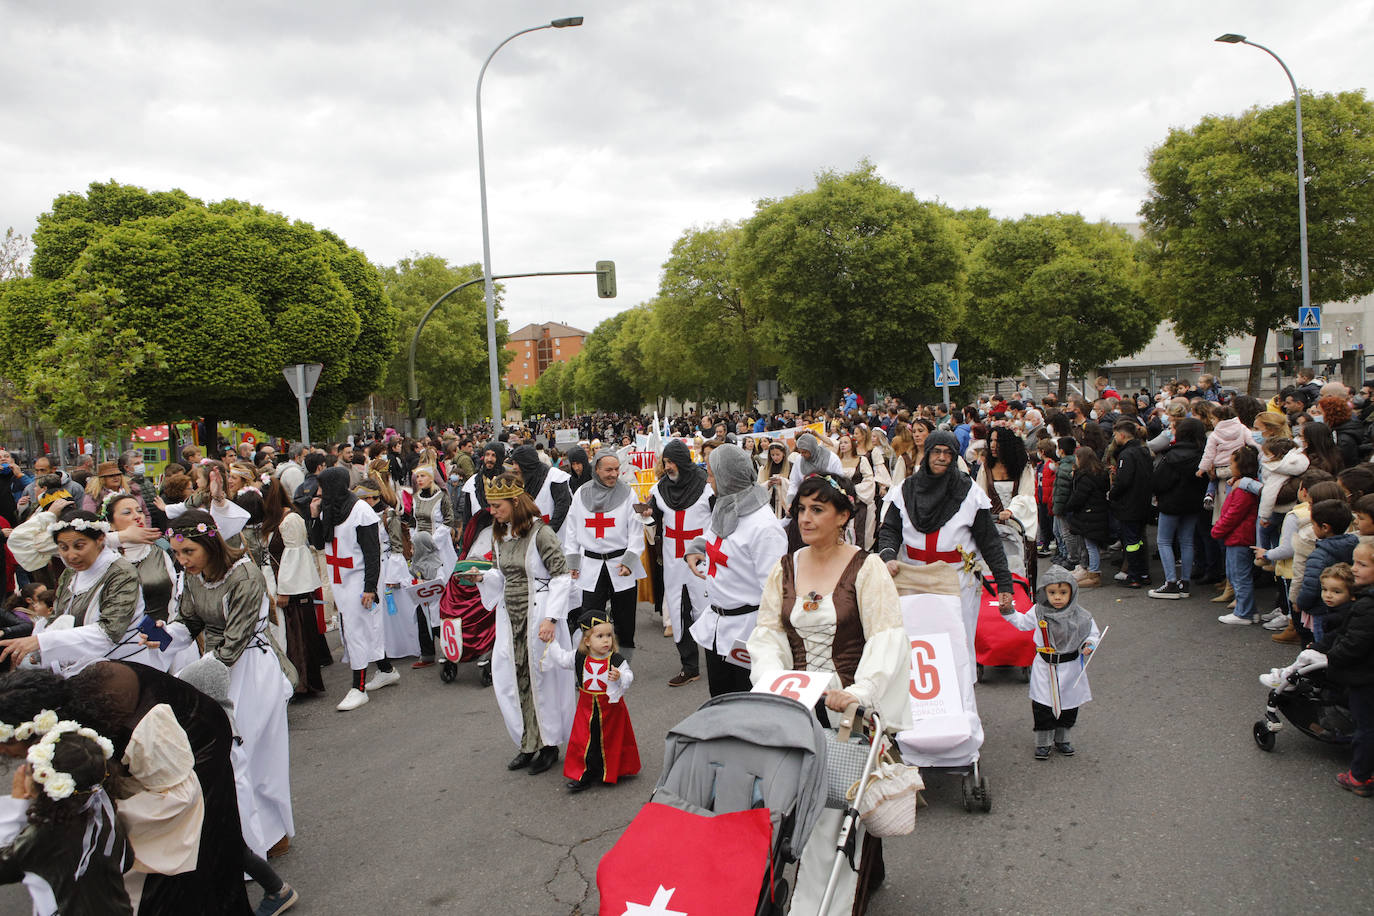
4, 547, 1373, 915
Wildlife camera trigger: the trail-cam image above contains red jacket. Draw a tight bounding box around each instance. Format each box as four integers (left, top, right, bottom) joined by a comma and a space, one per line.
1211, 484, 1258, 547
1038, 459, 1056, 512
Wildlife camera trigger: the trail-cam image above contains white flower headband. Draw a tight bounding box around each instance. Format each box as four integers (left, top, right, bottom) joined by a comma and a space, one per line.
18, 712, 114, 801
50, 517, 111, 535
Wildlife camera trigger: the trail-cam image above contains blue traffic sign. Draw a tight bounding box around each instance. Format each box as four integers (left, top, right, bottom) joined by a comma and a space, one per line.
934, 359, 960, 387
1298, 305, 1321, 332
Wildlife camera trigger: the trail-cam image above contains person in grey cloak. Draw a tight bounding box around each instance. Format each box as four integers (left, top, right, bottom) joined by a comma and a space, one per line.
785, 432, 844, 504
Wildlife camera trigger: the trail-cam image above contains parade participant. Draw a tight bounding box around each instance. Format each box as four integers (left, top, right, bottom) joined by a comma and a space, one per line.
0, 719, 134, 915
153, 509, 295, 861
649, 440, 712, 687
511, 444, 572, 535
227, 463, 267, 567
997, 564, 1100, 759
0, 509, 161, 673
685, 445, 788, 696
974, 426, 1038, 581
837, 434, 878, 548
102, 493, 177, 624
470, 473, 575, 776
747, 472, 911, 914
542, 608, 640, 793
564, 450, 644, 657
407, 464, 456, 582
876, 430, 1013, 651
354, 479, 423, 666
758, 441, 792, 516
263, 477, 326, 698
785, 432, 842, 504
455, 442, 506, 542
307, 467, 395, 711
564, 446, 593, 494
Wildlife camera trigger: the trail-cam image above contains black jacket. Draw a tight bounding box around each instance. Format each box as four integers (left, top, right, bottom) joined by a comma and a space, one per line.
1108, 438, 1154, 522
1065, 469, 1110, 544
1334, 418, 1366, 469
1325, 589, 1374, 688
1152, 442, 1207, 517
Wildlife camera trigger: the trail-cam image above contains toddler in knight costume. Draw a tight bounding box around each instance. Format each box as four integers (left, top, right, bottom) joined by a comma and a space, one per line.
998, 564, 1101, 759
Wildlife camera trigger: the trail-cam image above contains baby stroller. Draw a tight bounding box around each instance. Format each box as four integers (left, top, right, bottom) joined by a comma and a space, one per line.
1253, 660, 1355, 752
597, 693, 829, 915
973, 573, 1035, 683
437, 518, 497, 685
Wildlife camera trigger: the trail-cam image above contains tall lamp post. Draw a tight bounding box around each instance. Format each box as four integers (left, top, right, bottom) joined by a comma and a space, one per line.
1215, 33, 1313, 368
476, 16, 584, 425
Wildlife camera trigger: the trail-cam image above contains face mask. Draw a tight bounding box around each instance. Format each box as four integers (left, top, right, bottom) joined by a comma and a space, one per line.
1312, 413, 1324, 423
133, 463, 146, 475
1089, 410, 1098, 420
1356, 395, 1369, 407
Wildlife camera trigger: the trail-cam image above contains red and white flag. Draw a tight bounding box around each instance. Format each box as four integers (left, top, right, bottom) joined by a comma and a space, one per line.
597, 803, 772, 916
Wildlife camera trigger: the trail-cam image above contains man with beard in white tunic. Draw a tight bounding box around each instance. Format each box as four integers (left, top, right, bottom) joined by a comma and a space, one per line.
564, 450, 644, 658
685, 445, 788, 696
649, 440, 712, 687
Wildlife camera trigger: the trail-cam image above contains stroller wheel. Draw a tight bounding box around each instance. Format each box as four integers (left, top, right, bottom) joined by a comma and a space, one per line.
976, 664, 985, 683
480, 664, 493, 687
1252, 720, 1276, 752
977, 775, 992, 813
960, 775, 975, 812
1018, 666, 1031, 683
440, 661, 458, 683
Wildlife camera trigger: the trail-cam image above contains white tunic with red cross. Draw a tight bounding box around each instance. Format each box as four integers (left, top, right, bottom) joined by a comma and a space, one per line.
563, 486, 644, 593
688, 506, 788, 654
324, 498, 385, 667
531, 466, 572, 533
649, 481, 713, 641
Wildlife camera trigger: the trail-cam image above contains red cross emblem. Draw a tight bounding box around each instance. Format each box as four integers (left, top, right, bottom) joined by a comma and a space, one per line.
905, 530, 963, 565
541, 514, 551, 525
705, 536, 730, 576
582, 656, 610, 692
586, 512, 616, 539
664, 510, 703, 559
324, 538, 355, 584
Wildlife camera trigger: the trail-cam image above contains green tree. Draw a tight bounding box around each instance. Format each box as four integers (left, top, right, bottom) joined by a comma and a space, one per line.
522, 359, 568, 418
655, 223, 770, 404
0, 181, 399, 438
1141, 90, 1374, 392
736, 163, 964, 400
377, 254, 511, 423
967, 213, 1156, 402
572, 312, 641, 413
22, 288, 167, 449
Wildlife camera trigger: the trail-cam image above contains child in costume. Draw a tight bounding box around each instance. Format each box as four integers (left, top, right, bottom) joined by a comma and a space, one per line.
543, 608, 640, 793
998, 564, 1100, 759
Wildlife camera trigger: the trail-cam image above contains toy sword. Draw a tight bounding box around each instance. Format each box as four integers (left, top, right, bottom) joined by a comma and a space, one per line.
1067, 625, 1108, 692
1037, 618, 1062, 718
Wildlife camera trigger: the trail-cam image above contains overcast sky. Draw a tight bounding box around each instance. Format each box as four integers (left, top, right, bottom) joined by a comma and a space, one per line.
2, 0, 1371, 335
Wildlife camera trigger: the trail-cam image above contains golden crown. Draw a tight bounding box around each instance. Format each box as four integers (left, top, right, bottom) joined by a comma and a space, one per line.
484, 478, 526, 501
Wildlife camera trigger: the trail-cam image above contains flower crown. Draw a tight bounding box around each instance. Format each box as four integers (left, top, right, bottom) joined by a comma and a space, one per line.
3, 710, 114, 801
806, 472, 856, 507
96, 490, 132, 521
484, 478, 525, 501
165, 522, 220, 542
50, 517, 111, 536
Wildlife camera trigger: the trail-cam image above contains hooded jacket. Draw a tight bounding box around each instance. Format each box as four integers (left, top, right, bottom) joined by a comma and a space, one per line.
1257, 449, 1310, 521
1324, 587, 1374, 687
1296, 532, 1359, 613
1199, 417, 1250, 473
1051, 454, 1075, 518
1108, 437, 1153, 522
1152, 442, 1207, 517
1065, 468, 1110, 544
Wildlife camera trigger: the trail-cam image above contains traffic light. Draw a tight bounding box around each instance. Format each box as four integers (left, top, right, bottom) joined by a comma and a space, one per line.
1278, 349, 1292, 366
1292, 328, 1304, 358
596, 260, 617, 299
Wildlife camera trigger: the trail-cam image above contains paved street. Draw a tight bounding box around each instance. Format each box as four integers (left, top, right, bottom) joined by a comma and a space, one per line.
5, 550, 1373, 914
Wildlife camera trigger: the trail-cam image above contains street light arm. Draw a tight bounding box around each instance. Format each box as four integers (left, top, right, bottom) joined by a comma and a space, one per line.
1236, 38, 1300, 99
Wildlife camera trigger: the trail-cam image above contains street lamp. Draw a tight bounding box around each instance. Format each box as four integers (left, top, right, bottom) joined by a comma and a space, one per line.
476, 17, 584, 426
1215, 33, 1313, 368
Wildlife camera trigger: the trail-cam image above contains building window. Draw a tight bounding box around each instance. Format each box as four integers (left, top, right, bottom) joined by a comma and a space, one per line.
524, 374, 529, 380
554, 338, 560, 345
555, 348, 561, 355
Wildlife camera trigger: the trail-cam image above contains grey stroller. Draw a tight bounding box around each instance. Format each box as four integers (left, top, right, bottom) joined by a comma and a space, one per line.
650, 693, 829, 915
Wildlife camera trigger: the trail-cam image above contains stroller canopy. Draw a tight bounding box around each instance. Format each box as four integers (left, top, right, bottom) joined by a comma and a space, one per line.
654, 692, 828, 862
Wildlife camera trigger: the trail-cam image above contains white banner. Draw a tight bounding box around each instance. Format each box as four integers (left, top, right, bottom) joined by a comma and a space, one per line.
750, 668, 829, 709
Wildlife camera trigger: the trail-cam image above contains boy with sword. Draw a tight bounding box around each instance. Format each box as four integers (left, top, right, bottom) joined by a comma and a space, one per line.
997, 564, 1103, 759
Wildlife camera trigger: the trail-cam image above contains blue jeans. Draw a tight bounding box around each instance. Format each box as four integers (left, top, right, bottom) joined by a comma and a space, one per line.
1157, 513, 1197, 583
1083, 539, 1101, 572
1225, 545, 1256, 619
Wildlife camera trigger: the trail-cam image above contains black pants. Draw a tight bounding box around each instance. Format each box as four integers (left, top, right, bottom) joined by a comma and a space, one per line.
1032, 700, 1079, 732
1348, 683, 1374, 781
417, 608, 437, 660
582, 564, 637, 648
675, 585, 700, 676
705, 647, 752, 697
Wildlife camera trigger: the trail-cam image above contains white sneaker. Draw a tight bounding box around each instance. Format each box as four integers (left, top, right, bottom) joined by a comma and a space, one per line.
1263, 614, 1290, 631
336, 688, 369, 711
1259, 669, 1282, 689
1113, 571, 1129, 582
1261, 607, 1286, 622
1217, 613, 1254, 626
365, 669, 401, 691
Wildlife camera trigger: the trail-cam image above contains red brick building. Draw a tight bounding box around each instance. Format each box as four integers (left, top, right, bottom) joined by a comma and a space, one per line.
503, 321, 588, 388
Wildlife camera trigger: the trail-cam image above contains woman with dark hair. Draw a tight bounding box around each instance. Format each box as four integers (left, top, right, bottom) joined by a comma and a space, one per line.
1298, 420, 1344, 475
158, 509, 295, 861
1149, 417, 1208, 599
470, 473, 575, 776
749, 472, 911, 913
758, 441, 793, 516
1316, 396, 1366, 469
263, 476, 325, 698
563, 445, 593, 494
975, 426, 1039, 582
1340, 465, 1374, 502
0, 508, 158, 673
1232, 395, 1266, 431
103, 493, 177, 627
836, 433, 878, 548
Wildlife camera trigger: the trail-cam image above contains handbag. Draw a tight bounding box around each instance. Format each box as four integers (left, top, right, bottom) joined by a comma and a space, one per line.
845, 750, 924, 837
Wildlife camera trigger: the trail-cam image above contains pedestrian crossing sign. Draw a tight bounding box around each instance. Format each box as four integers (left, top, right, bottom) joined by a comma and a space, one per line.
934, 359, 960, 387
1299, 306, 1321, 331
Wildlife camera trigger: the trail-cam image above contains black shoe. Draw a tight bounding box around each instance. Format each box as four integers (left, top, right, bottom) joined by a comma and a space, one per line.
1054, 741, 1075, 757
1176, 580, 1190, 597
1034, 745, 1051, 760
566, 777, 592, 793
1147, 581, 1183, 599
479, 664, 493, 687
528, 745, 559, 775
1120, 578, 1146, 590
507, 751, 535, 771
